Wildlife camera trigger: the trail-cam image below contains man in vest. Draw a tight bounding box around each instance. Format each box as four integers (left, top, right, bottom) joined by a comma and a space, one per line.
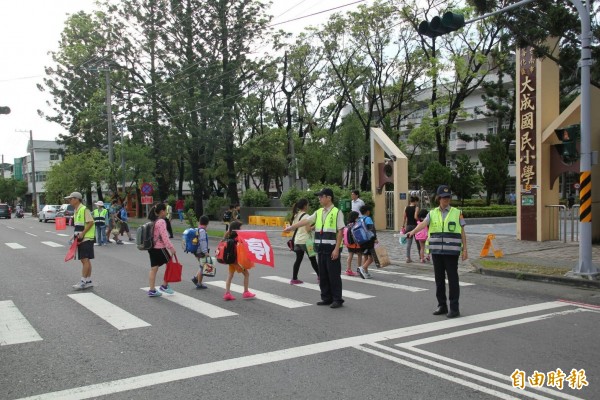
407, 185, 468, 318
93, 201, 108, 246
65, 192, 96, 290
283, 188, 346, 308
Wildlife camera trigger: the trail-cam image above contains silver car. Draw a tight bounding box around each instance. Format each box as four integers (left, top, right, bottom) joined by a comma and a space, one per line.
39, 205, 61, 223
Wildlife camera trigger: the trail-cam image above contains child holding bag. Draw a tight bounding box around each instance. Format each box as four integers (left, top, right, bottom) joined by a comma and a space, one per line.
223, 221, 256, 301
191, 215, 210, 289
147, 203, 177, 297
415, 208, 429, 263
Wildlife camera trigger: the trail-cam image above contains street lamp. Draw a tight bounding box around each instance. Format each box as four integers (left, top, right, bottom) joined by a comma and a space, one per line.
16, 129, 37, 215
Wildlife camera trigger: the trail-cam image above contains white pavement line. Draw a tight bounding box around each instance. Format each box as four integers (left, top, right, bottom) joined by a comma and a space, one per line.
6, 226, 15, 230
5, 242, 25, 249
361, 344, 555, 400
205, 281, 311, 308
400, 346, 584, 400
340, 274, 427, 292
25, 232, 37, 237
56, 234, 70, 237
373, 270, 475, 286
0, 300, 43, 346
396, 308, 588, 348
68, 293, 151, 330
262, 276, 374, 300
17, 301, 571, 400
41, 241, 64, 248
140, 288, 237, 318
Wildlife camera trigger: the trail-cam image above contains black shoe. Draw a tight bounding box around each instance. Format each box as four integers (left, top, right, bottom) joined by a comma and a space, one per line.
446, 310, 460, 319
317, 301, 333, 306
330, 302, 343, 309
433, 306, 448, 315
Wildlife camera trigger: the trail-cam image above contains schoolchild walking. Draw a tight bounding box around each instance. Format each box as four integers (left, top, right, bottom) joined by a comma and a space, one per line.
289, 198, 320, 284
147, 203, 177, 297
223, 221, 255, 301
343, 211, 361, 276
357, 205, 378, 280
191, 215, 210, 289
118, 203, 134, 241
223, 205, 234, 231
416, 208, 429, 263
402, 196, 420, 263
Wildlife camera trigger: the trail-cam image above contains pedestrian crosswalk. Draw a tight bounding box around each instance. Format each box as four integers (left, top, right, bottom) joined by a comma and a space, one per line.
69, 293, 151, 330
0, 300, 43, 346
140, 287, 238, 318
261, 276, 375, 300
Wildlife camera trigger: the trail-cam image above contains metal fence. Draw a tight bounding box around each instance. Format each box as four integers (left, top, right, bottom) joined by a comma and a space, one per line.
546, 204, 580, 243
385, 191, 394, 229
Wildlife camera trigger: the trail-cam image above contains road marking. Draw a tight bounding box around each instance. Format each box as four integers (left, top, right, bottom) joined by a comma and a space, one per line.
56, 233, 70, 237
140, 288, 237, 318
6, 226, 15, 230
359, 344, 562, 400
396, 308, 587, 348
68, 293, 151, 330
397, 346, 584, 400
205, 281, 311, 308
340, 274, 427, 292
262, 276, 374, 299
25, 232, 37, 237
0, 300, 43, 346
17, 301, 572, 400
42, 241, 64, 248
5, 242, 25, 249
373, 269, 475, 286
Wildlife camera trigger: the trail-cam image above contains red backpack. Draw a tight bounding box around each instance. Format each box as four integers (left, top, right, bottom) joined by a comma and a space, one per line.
215, 238, 237, 264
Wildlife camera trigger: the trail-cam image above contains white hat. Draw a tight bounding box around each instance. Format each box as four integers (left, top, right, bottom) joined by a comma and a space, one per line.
95, 201, 104, 207
64, 192, 83, 200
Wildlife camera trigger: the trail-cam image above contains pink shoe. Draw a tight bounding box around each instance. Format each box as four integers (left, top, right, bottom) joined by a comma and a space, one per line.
223, 292, 236, 301
345, 270, 358, 276
242, 291, 256, 299
290, 279, 303, 285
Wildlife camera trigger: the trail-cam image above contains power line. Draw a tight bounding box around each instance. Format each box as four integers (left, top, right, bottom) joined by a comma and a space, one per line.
270, 0, 367, 27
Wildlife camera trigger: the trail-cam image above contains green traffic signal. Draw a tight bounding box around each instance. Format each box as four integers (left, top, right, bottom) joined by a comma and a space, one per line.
555, 124, 580, 164
418, 12, 465, 38
0, 106, 11, 115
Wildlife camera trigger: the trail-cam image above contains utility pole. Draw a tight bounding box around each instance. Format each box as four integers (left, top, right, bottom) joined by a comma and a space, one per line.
119, 124, 125, 192
104, 68, 114, 164
16, 129, 37, 215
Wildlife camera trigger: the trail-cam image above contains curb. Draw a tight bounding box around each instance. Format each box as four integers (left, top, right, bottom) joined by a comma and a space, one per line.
475, 267, 600, 289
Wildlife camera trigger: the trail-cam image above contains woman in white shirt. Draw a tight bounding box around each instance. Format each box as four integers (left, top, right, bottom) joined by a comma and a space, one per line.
289, 198, 319, 284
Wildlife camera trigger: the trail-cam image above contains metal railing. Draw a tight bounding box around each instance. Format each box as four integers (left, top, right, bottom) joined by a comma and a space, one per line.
546, 204, 580, 243
385, 191, 394, 230
571, 205, 580, 242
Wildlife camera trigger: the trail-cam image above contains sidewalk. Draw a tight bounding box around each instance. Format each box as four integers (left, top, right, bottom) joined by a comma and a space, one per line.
151, 218, 600, 289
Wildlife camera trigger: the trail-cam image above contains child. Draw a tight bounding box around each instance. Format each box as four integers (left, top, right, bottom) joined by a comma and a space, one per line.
191, 215, 210, 289
147, 203, 177, 297
343, 211, 361, 276
223, 205, 234, 231
110, 213, 123, 245
357, 205, 378, 279
223, 221, 255, 301
415, 208, 429, 263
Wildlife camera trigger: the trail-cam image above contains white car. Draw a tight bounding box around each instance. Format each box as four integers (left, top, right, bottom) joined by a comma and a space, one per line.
39, 205, 61, 223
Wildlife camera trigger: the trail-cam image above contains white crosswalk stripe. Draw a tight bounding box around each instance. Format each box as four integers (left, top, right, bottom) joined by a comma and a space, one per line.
69, 293, 151, 330
373, 270, 475, 286
340, 275, 427, 292
5, 242, 25, 249
42, 241, 64, 248
0, 300, 43, 346
140, 288, 238, 318
262, 276, 375, 299
205, 281, 311, 308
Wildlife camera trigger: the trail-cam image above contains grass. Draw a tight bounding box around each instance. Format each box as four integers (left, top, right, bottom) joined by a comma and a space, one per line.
478, 260, 571, 276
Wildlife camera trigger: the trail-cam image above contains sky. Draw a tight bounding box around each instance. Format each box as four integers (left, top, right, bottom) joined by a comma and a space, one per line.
0, 0, 374, 165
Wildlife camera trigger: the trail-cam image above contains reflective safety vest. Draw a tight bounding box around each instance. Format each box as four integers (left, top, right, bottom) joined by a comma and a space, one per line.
427, 207, 462, 256
75, 205, 95, 240
314, 207, 340, 253
93, 208, 107, 226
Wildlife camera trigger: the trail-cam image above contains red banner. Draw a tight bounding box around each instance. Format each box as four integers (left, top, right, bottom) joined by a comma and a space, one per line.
235, 230, 275, 267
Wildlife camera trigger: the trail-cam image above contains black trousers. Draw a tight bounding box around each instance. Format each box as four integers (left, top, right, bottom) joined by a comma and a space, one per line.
431, 254, 460, 311
317, 251, 344, 304
292, 246, 319, 280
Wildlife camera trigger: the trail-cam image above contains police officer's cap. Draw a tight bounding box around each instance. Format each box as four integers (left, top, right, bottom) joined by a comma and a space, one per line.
436, 185, 452, 198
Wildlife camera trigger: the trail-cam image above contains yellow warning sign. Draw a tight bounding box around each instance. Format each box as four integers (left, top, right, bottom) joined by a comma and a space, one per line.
479, 234, 504, 258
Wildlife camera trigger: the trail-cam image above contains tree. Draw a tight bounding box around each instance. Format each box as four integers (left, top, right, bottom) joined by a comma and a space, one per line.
479, 134, 510, 205
421, 162, 452, 194
451, 154, 482, 205
0, 178, 28, 204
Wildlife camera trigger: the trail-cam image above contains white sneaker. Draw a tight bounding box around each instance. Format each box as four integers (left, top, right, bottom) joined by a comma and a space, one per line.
84, 281, 94, 289
364, 272, 373, 279
72, 281, 86, 290
358, 267, 366, 279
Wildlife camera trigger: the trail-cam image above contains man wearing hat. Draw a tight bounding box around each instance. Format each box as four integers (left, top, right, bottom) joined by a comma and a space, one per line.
283, 188, 346, 308
407, 185, 468, 318
65, 192, 96, 290
93, 201, 108, 246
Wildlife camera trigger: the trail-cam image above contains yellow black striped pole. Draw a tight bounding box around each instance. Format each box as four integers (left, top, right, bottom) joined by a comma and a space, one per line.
579, 171, 591, 222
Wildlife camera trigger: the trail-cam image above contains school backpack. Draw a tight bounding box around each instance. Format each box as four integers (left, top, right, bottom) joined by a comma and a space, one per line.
182, 228, 200, 253
343, 223, 361, 249
136, 221, 155, 250
222, 210, 232, 222
351, 217, 375, 245
215, 238, 237, 264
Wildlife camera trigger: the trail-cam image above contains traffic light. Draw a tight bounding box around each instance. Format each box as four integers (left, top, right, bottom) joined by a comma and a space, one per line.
0, 106, 11, 115
418, 12, 465, 38
554, 124, 580, 164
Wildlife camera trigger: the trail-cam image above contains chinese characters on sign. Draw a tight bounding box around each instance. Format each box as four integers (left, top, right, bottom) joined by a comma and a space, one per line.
511, 368, 589, 390
519, 47, 537, 190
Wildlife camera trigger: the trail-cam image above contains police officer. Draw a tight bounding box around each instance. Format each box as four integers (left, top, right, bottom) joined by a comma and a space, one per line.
283, 188, 345, 308
93, 201, 108, 245
407, 185, 468, 318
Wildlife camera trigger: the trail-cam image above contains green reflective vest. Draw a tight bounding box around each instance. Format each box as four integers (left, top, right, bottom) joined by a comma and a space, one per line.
93, 208, 107, 226
427, 207, 462, 256
75, 205, 95, 240
314, 207, 339, 253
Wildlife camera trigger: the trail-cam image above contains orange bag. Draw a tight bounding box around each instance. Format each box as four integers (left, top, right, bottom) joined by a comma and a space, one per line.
236, 243, 255, 270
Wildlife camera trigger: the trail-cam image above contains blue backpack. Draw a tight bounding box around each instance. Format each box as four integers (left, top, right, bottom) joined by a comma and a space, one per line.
351, 217, 375, 245
182, 228, 200, 253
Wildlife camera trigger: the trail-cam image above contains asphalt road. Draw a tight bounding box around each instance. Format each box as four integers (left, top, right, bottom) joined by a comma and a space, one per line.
1, 217, 599, 400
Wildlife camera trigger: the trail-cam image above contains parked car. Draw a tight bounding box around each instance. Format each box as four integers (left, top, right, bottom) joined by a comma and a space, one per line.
39, 205, 61, 222
56, 204, 75, 225
0, 204, 11, 219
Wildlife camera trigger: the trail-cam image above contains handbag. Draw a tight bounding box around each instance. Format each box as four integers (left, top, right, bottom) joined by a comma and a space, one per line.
201, 256, 216, 277
286, 212, 306, 251
164, 254, 183, 282
374, 245, 391, 268
305, 235, 316, 257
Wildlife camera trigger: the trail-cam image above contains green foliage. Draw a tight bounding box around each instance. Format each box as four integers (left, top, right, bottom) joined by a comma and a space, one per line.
460, 206, 516, 218
479, 134, 509, 205
421, 162, 452, 193
280, 185, 375, 215
280, 187, 303, 208
0, 178, 28, 203
205, 196, 228, 219
185, 209, 198, 228
451, 155, 482, 206
241, 189, 270, 207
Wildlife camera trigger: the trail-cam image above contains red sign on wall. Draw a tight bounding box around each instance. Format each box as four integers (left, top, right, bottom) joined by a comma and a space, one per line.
141, 196, 153, 205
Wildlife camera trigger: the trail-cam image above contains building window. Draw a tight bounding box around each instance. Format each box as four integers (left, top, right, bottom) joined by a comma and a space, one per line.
50, 153, 60, 161
35, 172, 47, 182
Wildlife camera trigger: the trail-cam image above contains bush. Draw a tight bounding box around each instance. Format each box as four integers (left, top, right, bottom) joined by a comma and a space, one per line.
241, 189, 270, 207
460, 206, 516, 218
205, 196, 228, 220
185, 209, 198, 228
279, 185, 375, 215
